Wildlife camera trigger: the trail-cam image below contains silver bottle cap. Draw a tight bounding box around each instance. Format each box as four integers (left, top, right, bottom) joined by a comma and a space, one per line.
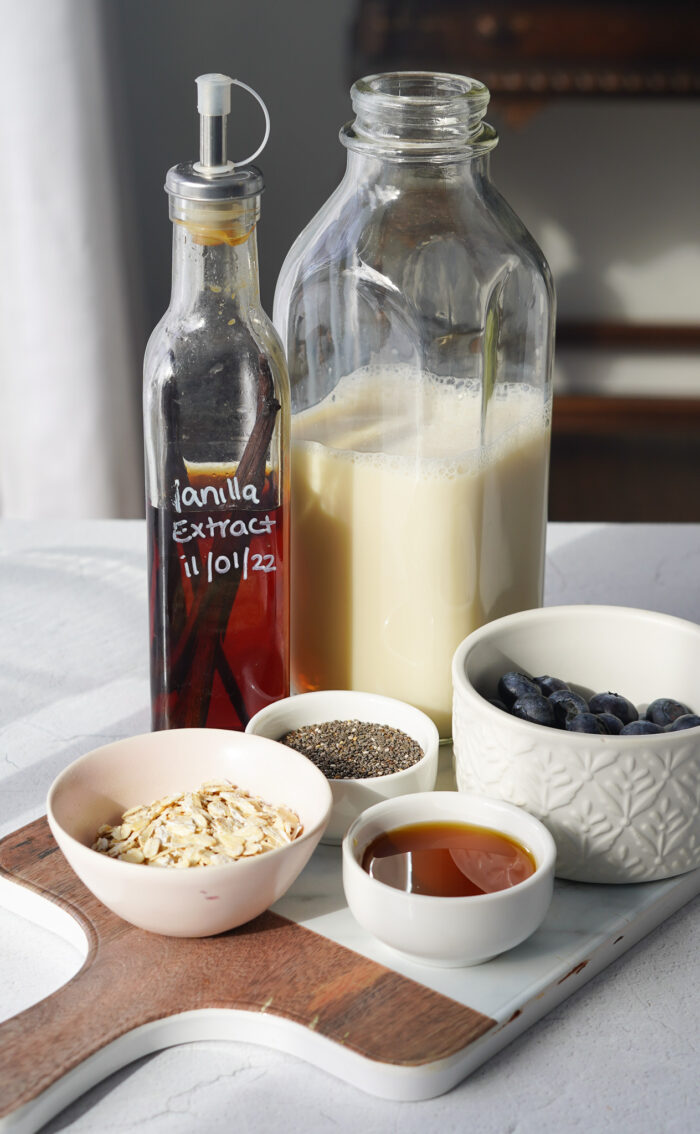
165, 162, 264, 202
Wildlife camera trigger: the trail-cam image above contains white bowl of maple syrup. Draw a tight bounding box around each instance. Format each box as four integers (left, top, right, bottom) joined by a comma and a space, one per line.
342, 791, 556, 967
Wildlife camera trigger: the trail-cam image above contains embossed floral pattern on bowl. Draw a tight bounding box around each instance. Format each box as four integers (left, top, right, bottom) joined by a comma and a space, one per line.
452, 606, 700, 883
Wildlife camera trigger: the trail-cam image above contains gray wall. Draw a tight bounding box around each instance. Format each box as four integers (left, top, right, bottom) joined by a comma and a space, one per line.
112, 0, 357, 326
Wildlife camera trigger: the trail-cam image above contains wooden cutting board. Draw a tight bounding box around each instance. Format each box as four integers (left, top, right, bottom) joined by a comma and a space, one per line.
0, 817, 495, 1131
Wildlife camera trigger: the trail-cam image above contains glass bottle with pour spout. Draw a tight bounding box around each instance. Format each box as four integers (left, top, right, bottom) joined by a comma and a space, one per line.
274, 72, 554, 739
144, 75, 289, 731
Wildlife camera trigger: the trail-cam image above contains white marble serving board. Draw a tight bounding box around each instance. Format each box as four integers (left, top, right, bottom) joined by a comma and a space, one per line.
1, 758, 698, 1131
276, 839, 700, 1074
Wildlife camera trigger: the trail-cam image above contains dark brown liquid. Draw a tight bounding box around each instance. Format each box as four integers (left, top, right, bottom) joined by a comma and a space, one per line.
148, 471, 288, 731
361, 821, 536, 897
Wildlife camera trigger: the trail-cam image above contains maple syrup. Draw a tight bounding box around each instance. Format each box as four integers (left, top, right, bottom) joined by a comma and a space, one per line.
361, 821, 536, 897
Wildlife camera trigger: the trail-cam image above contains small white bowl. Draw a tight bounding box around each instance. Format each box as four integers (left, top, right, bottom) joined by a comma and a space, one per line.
452, 604, 700, 883
47, 728, 332, 937
342, 791, 555, 967
246, 690, 440, 844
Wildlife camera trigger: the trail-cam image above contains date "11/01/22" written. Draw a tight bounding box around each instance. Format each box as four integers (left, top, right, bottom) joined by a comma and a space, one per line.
179, 544, 277, 582
172, 511, 278, 583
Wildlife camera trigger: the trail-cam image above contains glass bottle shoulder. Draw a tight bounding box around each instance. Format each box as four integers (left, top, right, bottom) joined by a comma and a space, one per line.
274, 161, 555, 419
274, 164, 553, 348
273, 177, 360, 338
279, 167, 549, 283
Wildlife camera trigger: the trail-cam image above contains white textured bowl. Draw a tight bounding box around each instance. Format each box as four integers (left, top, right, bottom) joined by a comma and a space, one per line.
246, 690, 440, 844
47, 728, 332, 937
452, 605, 700, 883
342, 791, 555, 967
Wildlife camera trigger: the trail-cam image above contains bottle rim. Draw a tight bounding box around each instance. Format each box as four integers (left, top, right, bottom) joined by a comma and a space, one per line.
342, 71, 498, 160
353, 71, 489, 109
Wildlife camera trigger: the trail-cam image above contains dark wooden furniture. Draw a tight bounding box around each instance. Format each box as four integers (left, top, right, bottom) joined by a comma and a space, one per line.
551, 397, 700, 522
351, 1, 700, 100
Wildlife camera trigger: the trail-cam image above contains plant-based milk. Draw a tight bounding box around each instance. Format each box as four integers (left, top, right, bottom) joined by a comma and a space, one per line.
291, 367, 550, 737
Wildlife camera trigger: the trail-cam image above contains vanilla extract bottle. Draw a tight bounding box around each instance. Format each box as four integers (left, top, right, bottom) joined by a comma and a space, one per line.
144, 75, 289, 730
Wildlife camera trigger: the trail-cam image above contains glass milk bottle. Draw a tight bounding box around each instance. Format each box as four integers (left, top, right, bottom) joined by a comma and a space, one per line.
144, 75, 289, 731
274, 72, 554, 738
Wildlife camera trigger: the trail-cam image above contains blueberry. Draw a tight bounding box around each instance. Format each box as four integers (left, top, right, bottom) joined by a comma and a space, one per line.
565, 712, 609, 734
548, 688, 589, 726
511, 692, 556, 727
497, 671, 539, 708
666, 714, 700, 732
533, 675, 569, 696
645, 698, 691, 727
620, 720, 664, 735
588, 692, 638, 726
596, 712, 623, 735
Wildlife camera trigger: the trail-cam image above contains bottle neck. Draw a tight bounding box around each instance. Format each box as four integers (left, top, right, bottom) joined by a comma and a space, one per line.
341, 71, 498, 169
344, 147, 491, 186
168, 198, 261, 313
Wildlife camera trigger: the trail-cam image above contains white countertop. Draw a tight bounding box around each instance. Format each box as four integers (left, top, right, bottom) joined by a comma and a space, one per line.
1, 521, 698, 1133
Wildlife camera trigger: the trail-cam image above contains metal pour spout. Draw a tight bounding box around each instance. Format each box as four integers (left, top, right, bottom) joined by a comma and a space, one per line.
194, 73, 234, 175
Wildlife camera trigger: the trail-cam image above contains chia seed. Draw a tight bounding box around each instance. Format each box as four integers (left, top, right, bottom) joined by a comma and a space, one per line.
279, 719, 423, 780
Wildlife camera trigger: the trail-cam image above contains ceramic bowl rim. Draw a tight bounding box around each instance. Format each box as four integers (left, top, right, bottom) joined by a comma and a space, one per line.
342, 790, 557, 908
246, 689, 440, 785
452, 603, 700, 745
47, 728, 334, 881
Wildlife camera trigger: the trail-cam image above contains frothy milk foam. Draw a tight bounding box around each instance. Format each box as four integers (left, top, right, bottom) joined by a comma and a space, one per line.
292, 366, 550, 736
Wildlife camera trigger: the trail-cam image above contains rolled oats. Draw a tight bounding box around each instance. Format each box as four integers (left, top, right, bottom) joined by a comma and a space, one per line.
91, 780, 303, 867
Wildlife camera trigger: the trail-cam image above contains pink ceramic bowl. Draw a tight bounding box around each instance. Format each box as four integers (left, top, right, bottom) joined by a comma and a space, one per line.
47, 728, 332, 937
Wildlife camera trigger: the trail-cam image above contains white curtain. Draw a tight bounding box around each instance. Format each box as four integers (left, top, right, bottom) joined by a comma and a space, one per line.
0, 0, 143, 518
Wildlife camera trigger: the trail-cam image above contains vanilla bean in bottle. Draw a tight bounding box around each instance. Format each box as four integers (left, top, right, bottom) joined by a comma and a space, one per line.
144, 74, 289, 730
